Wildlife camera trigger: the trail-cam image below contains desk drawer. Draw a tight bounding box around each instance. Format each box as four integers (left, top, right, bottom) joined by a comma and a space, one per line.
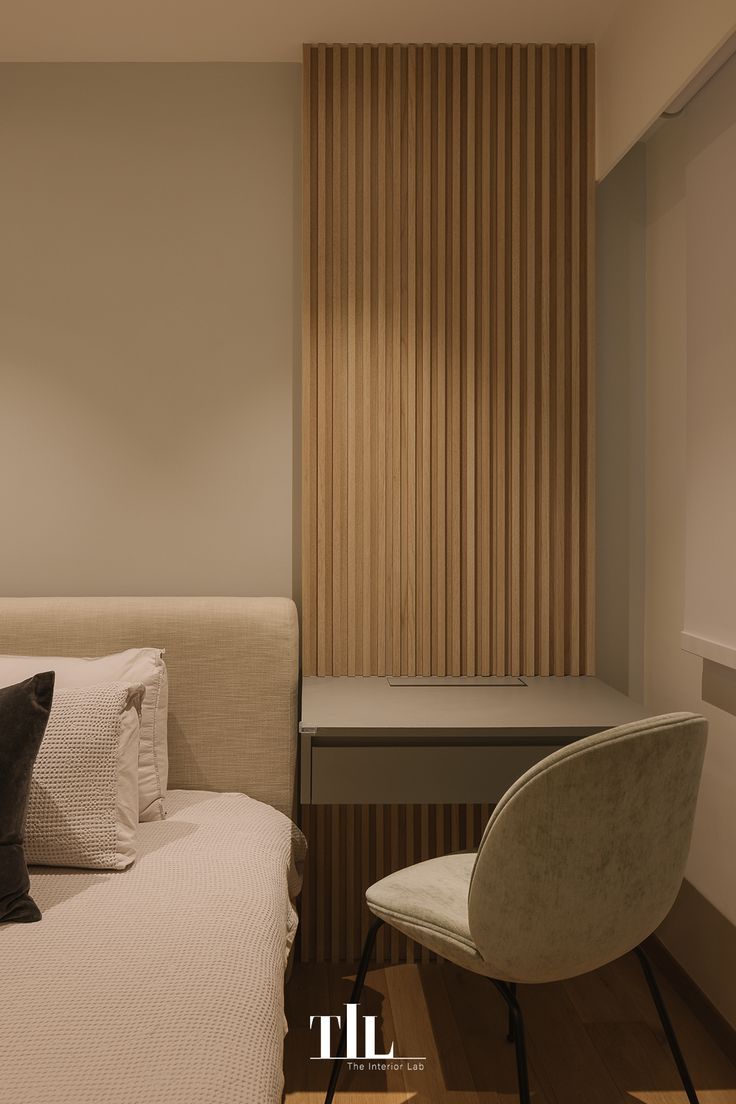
309, 743, 560, 804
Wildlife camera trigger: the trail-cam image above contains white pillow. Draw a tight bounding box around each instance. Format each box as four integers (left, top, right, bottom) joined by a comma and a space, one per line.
0, 649, 168, 821
26, 683, 143, 870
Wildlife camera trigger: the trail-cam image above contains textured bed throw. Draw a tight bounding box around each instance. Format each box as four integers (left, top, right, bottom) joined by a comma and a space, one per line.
2, 790, 306, 1103
0, 672, 55, 923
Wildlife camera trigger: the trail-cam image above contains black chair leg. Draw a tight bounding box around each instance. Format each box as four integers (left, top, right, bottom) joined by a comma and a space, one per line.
506, 981, 517, 1043
635, 946, 701, 1104
324, 918, 383, 1104
492, 980, 531, 1104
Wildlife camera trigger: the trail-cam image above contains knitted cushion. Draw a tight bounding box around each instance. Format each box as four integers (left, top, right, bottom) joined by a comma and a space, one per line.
26, 683, 143, 870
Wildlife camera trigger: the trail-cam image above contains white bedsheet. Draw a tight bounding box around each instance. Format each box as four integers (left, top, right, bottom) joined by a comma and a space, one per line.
0, 790, 306, 1104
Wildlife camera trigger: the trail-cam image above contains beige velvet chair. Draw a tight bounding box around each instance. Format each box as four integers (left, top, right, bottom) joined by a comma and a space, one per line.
325, 713, 707, 1104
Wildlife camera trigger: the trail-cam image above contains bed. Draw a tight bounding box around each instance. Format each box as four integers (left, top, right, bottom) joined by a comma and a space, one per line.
0, 597, 304, 1104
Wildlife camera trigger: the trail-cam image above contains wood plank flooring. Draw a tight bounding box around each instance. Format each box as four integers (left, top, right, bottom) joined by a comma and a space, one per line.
284, 954, 736, 1103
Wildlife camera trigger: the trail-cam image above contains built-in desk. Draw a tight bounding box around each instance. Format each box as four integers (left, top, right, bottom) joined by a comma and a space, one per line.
300, 676, 646, 804
298, 675, 646, 962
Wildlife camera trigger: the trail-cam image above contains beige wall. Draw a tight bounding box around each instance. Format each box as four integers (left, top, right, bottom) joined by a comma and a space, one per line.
0, 63, 300, 598
681, 101, 736, 669
596, 50, 736, 1023
596, 0, 736, 178
645, 52, 736, 933
598, 49, 736, 1025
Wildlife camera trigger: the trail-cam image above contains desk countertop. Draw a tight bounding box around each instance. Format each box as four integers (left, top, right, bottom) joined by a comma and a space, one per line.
300, 675, 646, 733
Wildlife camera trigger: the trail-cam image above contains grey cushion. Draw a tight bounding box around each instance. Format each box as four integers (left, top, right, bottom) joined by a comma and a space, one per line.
0, 673, 55, 924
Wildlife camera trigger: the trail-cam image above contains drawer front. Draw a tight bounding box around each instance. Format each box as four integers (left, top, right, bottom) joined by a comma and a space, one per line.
309, 743, 560, 804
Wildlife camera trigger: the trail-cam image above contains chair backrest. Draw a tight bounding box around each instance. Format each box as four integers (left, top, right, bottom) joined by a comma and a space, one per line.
467, 712, 707, 983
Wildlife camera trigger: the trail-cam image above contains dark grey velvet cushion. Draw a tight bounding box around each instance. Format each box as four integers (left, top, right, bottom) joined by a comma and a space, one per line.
0, 672, 55, 923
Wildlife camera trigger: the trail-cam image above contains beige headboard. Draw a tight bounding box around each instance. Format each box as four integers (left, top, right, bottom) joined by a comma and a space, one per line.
0, 597, 299, 816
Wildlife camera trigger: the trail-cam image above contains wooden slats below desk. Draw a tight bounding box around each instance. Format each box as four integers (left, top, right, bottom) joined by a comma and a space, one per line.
298, 802, 493, 964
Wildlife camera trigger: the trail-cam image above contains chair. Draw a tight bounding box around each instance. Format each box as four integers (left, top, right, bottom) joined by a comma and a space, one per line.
325, 712, 708, 1104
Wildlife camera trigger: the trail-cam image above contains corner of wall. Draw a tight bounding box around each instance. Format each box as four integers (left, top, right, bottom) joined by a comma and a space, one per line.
595, 143, 647, 698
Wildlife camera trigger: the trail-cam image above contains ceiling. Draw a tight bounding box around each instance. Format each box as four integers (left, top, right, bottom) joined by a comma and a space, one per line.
1, 0, 621, 62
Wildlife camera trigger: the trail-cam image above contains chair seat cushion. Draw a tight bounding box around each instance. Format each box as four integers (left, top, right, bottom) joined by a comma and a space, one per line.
366, 852, 490, 975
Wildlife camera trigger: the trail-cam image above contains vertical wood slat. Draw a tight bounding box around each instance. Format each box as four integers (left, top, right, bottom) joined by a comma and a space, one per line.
419, 45, 432, 677
465, 46, 476, 678
539, 44, 552, 677
405, 46, 417, 677
303, 43, 595, 677
570, 45, 581, 677
509, 43, 522, 676
434, 46, 447, 677
299, 802, 493, 964
492, 45, 507, 675
376, 48, 387, 675
449, 44, 461, 676
331, 47, 345, 678
361, 45, 372, 675
525, 47, 537, 674
301, 48, 316, 675
391, 45, 402, 677
347, 45, 358, 677
584, 47, 597, 674
553, 43, 567, 675
315, 44, 330, 676
477, 45, 492, 677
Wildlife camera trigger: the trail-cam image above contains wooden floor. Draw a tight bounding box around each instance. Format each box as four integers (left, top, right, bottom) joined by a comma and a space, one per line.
284, 954, 736, 1103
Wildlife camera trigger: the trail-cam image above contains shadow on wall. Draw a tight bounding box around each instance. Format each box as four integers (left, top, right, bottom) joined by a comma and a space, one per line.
595, 144, 646, 700
701, 659, 736, 717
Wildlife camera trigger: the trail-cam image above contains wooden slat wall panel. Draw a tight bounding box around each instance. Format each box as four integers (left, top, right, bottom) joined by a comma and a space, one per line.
302, 43, 595, 676
299, 802, 494, 963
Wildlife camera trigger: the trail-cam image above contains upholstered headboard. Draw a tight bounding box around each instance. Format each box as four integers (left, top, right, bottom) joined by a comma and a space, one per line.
0, 597, 298, 816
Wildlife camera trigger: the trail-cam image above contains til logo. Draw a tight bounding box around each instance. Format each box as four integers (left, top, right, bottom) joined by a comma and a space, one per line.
310, 1003, 426, 1069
